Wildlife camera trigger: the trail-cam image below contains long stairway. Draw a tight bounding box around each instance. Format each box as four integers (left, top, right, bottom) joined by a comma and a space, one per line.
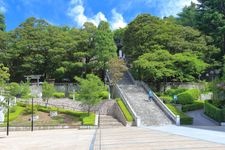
118, 72, 172, 126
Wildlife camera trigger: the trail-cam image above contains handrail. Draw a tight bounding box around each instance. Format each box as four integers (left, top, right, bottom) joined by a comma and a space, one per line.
115, 84, 141, 127
138, 81, 180, 125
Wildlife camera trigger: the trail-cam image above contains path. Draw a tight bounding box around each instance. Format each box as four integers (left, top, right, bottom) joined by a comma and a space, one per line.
185, 109, 218, 126
0, 129, 95, 150
94, 127, 225, 149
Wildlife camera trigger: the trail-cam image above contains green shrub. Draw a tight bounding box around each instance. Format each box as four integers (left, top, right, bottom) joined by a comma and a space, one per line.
116, 98, 133, 122
188, 89, 200, 100
177, 92, 194, 105
53, 92, 65, 98
165, 88, 187, 97
24, 105, 38, 115
182, 101, 204, 112
5, 106, 25, 122
10, 106, 17, 113
160, 96, 173, 104
166, 103, 193, 125
99, 91, 109, 99
7, 82, 20, 97
81, 113, 95, 125
204, 101, 224, 122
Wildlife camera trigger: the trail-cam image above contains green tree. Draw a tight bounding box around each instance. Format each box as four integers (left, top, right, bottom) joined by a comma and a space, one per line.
75, 74, 106, 115
177, 2, 198, 27
42, 82, 55, 107
0, 12, 6, 31
95, 21, 117, 74
0, 63, 10, 86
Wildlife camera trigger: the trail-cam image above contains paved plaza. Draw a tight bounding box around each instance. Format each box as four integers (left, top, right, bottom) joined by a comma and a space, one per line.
1, 126, 225, 150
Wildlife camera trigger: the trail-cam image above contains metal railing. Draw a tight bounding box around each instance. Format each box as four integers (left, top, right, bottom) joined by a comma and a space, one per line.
138, 81, 180, 125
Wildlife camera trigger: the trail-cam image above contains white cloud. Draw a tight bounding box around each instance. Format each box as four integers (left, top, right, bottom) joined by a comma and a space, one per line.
146, 0, 199, 17
0, 0, 6, 13
68, 0, 107, 27
110, 9, 127, 30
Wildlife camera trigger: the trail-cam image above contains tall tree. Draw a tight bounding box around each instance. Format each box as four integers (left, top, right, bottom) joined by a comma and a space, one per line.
95, 21, 117, 73
177, 2, 198, 27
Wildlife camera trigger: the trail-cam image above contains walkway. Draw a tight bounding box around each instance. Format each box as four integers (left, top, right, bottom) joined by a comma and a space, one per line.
185, 109, 218, 126
94, 127, 225, 149
0, 129, 95, 150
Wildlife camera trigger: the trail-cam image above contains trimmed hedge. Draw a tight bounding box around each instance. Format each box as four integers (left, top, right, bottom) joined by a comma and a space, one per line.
182, 101, 204, 112
166, 103, 193, 125
116, 98, 133, 122
80, 113, 95, 125
160, 96, 173, 104
53, 92, 65, 98
17, 103, 95, 125
177, 89, 200, 105
204, 101, 224, 122
5, 106, 25, 122
165, 88, 187, 97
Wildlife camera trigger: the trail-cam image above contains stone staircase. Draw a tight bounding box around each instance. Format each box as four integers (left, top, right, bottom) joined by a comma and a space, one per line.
99, 115, 124, 128
118, 72, 172, 126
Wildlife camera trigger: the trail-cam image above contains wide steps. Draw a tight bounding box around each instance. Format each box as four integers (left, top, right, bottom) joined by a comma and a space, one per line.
99, 115, 124, 128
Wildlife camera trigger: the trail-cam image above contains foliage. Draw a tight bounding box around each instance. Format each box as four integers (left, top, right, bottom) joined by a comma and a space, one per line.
204, 101, 224, 122
80, 113, 95, 125
0, 64, 10, 86
42, 82, 55, 102
177, 89, 200, 105
108, 58, 128, 85
53, 92, 65, 98
0, 12, 6, 31
24, 105, 38, 115
165, 88, 187, 97
75, 74, 106, 114
182, 101, 204, 112
7, 82, 20, 97
99, 91, 109, 99
116, 98, 133, 122
166, 103, 193, 125
159, 96, 173, 104
5, 106, 25, 122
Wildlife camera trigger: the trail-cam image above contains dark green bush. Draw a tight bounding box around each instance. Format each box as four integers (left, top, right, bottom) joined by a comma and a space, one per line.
116, 98, 133, 122
204, 101, 224, 122
160, 96, 173, 104
182, 101, 204, 112
166, 103, 193, 125
53, 92, 65, 98
165, 88, 187, 97
24, 105, 38, 115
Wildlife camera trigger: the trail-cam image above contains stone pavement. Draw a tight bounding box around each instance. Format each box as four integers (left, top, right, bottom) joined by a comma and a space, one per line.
94, 127, 225, 150
0, 129, 95, 150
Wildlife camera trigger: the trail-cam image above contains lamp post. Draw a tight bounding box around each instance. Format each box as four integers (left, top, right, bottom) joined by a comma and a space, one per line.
31, 97, 34, 132
6, 97, 9, 136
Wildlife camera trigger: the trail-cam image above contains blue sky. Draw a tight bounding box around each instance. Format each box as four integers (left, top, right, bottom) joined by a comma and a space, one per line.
0, 0, 198, 31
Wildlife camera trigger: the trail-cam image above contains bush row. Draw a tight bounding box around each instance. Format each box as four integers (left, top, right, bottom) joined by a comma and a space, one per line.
165, 88, 187, 97
182, 101, 204, 112
166, 103, 193, 125
204, 101, 225, 122
53, 92, 65, 98
6, 106, 25, 122
116, 98, 133, 122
